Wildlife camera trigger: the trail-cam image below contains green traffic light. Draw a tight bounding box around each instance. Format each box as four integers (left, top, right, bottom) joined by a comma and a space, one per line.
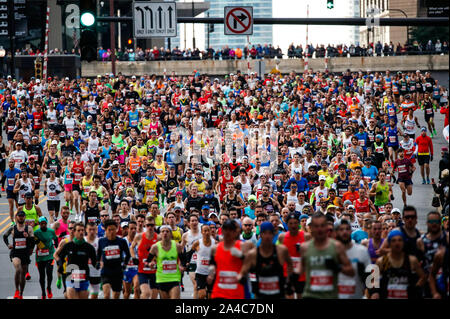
327, 0, 334, 9
80, 12, 95, 27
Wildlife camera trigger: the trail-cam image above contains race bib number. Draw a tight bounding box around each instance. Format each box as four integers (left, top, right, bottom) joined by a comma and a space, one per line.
218, 271, 238, 290
15, 238, 27, 249
398, 165, 407, 174
105, 123, 112, 130
258, 276, 280, 295
338, 278, 356, 298
162, 260, 178, 274
310, 270, 334, 292
387, 283, 408, 299
131, 120, 138, 127
426, 108, 433, 115
74, 173, 82, 182
7, 178, 15, 187
71, 270, 86, 281
358, 139, 365, 146
199, 257, 209, 266
389, 136, 396, 143
37, 248, 49, 257
88, 216, 97, 223
291, 257, 301, 274
49, 192, 57, 197
104, 245, 120, 259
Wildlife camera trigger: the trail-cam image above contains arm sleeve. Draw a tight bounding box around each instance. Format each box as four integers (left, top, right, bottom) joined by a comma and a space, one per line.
283, 179, 291, 192
122, 239, 131, 265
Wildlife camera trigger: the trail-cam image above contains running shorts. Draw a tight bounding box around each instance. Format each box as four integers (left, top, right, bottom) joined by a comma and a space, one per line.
123, 268, 138, 283
7, 190, 17, 200
418, 154, 430, 166
195, 273, 212, 291
47, 200, 61, 212
137, 272, 159, 289
158, 281, 179, 293
101, 274, 123, 292
398, 178, 413, 186
66, 279, 90, 292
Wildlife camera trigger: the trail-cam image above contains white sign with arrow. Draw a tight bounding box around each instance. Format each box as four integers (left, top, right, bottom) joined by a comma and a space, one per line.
224, 6, 253, 35
133, 1, 177, 38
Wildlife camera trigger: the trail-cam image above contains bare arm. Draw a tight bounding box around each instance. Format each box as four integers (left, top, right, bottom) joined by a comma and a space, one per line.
336, 241, 355, 277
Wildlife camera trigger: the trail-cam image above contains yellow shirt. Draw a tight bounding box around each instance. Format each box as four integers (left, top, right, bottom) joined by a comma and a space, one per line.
81, 176, 93, 198
153, 161, 166, 181
134, 145, 148, 157
318, 170, 330, 178
143, 178, 158, 203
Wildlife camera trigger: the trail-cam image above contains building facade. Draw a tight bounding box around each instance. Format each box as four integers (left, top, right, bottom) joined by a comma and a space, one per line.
205, 0, 273, 50
360, 0, 428, 46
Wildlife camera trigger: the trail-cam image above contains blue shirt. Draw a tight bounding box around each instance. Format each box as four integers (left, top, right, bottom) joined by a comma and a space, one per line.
283, 177, 310, 193
244, 206, 256, 220
4, 168, 21, 191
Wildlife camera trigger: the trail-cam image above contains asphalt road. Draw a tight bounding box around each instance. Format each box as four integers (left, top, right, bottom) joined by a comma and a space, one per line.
0, 111, 446, 299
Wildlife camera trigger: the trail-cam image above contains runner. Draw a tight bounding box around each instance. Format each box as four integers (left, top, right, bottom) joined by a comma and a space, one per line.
2, 159, 21, 224
123, 220, 140, 299
278, 213, 311, 299
415, 127, 434, 184
299, 213, 354, 299
145, 225, 185, 299
2, 210, 34, 299
33, 216, 58, 299
84, 222, 101, 299
180, 214, 202, 299
207, 219, 253, 299
186, 223, 216, 299
393, 148, 415, 206
238, 221, 292, 299
44, 169, 64, 223
97, 219, 131, 299
370, 230, 426, 299
335, 219, 371, 299
54, 222, 97, 299
130, 216, 160, 299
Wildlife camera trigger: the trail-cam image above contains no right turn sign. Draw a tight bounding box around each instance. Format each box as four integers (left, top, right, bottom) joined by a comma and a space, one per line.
224, 6, 253, 35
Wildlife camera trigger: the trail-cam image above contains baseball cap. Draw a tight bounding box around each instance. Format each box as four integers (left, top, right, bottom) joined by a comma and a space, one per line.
202, 205, 210, 210
208, 212, 218, 218
299, 214, 309, 221
248, 195, 257, 202
174, 206, 183, 211
25, 192, 34, 198
421, 126, 427, 132
343, 200, 353, 206
392, 208, 401, 214
294, 168, 302, 174
39, 216, 48, 223
327, 204, 337, 211
260, 221, 275, 233
347, 205, 355, 210
121, 222, 129, 228
319, 175, 326, 181
16, 211, 26, 217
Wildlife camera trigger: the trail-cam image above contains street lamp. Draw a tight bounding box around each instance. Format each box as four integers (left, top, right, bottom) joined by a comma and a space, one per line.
389, 8, 409, 44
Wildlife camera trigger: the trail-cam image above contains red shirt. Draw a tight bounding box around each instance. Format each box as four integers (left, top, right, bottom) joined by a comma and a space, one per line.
342, 190, 358, 203
415, 134, 433, 155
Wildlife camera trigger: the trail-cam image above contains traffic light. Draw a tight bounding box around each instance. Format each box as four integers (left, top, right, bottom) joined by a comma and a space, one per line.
80, 0, 97, 62
327, 0, 334, 9
35, 57, 43, 79
209, 24, 214, 33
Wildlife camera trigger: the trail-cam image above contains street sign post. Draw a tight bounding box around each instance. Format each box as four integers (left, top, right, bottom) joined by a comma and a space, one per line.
133, 1, 177, 38
224, 6, 253, 35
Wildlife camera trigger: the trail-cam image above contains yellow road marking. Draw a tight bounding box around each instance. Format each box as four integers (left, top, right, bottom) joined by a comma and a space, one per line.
0, 216, 10, 227
0, 218, 11, 234
0, 213, 8, 215
0, 193, 44, 205
38, 196, 48, 205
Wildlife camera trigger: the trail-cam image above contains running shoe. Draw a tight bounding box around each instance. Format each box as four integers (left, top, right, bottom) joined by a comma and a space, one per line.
427, 178, 430, 184
47, 288, 53, 299
41, 295, 46, 299
422, 179, 426, 184
25, 272, 31, 280
1, 187, 5, 192
13, 290, 20, 299
433, 128, 437, 136
56, 277, 62, 289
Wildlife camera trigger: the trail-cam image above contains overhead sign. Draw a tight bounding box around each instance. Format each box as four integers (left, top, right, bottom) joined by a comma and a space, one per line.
133, 1, 177, 38
426, 0, 449, 17
224, 6, 253, 35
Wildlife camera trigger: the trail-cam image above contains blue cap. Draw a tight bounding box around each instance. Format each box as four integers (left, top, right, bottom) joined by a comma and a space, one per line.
299, 214, 309, 220
387, 229, 405, 243
38, 216, 48, 223
260, 221, 275, 233
202, 205, 210, 210
351, 229, 369, 244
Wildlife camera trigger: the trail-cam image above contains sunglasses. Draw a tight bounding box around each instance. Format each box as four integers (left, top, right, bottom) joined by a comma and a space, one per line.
146, 224, 155, 227
404, 215, 417, 220
243, 224, 252, 227
68, 227, 74, 230
101, 215, 109, 217
427, 219, 441, 224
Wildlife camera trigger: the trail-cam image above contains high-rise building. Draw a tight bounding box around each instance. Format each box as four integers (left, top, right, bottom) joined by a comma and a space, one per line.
205, 0, 273, 49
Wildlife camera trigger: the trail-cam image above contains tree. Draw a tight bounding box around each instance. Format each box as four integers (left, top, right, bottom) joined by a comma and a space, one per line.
409, 26, 449, 45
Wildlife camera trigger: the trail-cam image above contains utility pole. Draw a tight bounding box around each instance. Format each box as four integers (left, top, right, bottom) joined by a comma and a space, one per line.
110, 0, 116, 75
7, 0, 16, 78
192, 1, 196, 49
207, 11, 210, 49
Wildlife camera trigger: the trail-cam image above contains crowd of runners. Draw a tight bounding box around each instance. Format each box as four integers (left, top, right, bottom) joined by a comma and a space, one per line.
0, 67, 448, 300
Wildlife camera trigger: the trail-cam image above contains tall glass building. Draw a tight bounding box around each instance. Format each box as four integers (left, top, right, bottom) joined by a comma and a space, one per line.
205, 0, 273, 49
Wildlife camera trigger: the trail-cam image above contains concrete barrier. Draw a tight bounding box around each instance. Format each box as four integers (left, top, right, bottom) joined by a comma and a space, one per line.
81, 54, 449, 77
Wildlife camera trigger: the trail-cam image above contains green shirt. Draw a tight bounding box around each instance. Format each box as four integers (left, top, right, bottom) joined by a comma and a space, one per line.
303, 238, 339, 299
374, 182, 390, 207
34, 228, 57, 262
156, 240, 181, 283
